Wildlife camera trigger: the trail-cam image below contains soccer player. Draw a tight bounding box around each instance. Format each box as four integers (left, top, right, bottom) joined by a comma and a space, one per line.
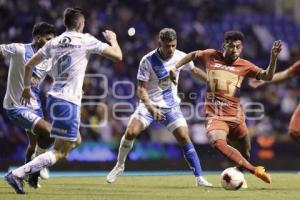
5, 8, 122, 194
249, 60, 300, 145
170, 31, 282, 185
0, 22, 56, 185
107, 28, 212, 187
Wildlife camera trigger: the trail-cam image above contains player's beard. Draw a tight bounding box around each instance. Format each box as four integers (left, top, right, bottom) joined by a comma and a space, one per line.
225, 53, 238, 63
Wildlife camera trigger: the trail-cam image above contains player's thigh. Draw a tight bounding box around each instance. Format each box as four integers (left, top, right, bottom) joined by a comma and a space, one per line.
288, 104, 300, 134
172, 126, 191, 145
206, 119, 229, 144
163, 106, 188, 133
125, 116, 147, 139
6, 108, 41, 132
33, 118, 52, 137
125, 104, 153, 138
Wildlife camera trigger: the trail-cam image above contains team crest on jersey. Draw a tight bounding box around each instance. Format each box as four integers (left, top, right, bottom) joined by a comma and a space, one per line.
159, 76, 171, 90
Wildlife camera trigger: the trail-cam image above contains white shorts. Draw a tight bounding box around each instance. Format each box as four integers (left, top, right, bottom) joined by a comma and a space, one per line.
6, 107, 43, 133
130, 103, 187, 132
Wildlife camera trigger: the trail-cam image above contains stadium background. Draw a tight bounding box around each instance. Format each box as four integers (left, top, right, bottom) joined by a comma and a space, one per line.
0, 0, 300, 172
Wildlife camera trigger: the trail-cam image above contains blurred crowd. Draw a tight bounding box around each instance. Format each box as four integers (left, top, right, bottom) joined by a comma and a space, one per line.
1, 0, 300, 153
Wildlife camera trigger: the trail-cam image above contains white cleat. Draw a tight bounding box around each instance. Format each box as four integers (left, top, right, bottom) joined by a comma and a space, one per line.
196, 176, 213, 187
241, 178, 248, 189
106, 164, 124, 183
39, 168, 50, 180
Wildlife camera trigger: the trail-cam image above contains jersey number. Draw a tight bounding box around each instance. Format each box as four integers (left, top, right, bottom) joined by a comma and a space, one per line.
57, 55, 71, 76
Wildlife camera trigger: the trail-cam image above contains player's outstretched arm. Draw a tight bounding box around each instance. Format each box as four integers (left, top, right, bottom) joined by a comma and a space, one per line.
101, 30, 122, 62
249, 69, 291, 88
137, 80, 165, 121
256, 40, 282, 81
170, 51, 197, 84
20, 53, 44, 106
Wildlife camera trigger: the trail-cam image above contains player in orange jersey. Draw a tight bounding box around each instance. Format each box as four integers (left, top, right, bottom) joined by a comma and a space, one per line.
170, 30, 282, 185
250, 60, 300, 145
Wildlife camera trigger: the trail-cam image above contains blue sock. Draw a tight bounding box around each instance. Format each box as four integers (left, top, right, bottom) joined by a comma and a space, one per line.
182, 143, 203, 177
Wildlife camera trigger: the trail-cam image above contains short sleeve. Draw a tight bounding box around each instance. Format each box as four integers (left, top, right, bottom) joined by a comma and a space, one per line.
287, 60, 300, 77
0, 43, 21, 57
38, 40, 52, 59
137, 58, 150, 81
85, 34, 110, 55
33, 59, 51, 79
246, 62, 263, 78
195, 49, 215, 65
195, 50, 206, 62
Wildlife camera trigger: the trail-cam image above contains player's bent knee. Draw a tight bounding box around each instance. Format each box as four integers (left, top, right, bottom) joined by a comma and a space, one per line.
289, 130, 300, 142
207, 130, 227, 146
126, 127, 141, 139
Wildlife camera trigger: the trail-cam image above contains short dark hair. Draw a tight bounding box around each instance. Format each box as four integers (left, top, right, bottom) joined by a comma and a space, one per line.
224, 31, 244, 42
32, 22, 55, 37
63, 8, 84, 30
159, 28, 177, 42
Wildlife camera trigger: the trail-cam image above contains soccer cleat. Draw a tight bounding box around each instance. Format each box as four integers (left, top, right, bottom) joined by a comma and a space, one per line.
40, 168, 50, 180
4, 171, 25, 194
196, 176, 213, 187
241, 178, 248, 189
28, 172, 40, 189
254, 166, 271, 184
106, 164, 124, 183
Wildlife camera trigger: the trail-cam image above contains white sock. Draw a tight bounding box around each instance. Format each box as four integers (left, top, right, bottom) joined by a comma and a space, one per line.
116, 135, 134, 166
12, 151, 57, 178
32, 145, 47, 159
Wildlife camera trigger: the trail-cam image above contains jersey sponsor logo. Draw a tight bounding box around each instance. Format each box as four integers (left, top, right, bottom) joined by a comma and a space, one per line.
212, 99, 231, 107
52, 127, 68, 134
59, 36, 72, 44
53, 36, 81, 49
212, 63, 237, 72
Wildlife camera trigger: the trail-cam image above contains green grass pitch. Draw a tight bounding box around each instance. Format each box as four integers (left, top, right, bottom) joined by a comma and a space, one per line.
1, 173, 299, 200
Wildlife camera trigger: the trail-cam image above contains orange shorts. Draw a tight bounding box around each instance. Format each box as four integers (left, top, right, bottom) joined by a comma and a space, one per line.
205, 119, 248, 140
289, 104, 300, 133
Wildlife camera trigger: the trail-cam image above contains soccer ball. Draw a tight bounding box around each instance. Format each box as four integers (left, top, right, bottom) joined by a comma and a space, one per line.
220, 167, 245, 190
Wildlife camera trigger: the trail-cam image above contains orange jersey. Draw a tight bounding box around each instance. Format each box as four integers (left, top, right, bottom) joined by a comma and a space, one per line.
287, 60, 300, 77
196, 49, 263, 122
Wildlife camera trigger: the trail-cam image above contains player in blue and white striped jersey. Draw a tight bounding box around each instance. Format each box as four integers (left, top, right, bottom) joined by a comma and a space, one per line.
107, 28, 212, 187
5, 8, 122, 194
1, 22, 55, 188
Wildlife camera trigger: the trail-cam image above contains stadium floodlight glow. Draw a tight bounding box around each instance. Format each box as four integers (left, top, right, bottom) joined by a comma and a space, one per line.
128, 27, 136, 36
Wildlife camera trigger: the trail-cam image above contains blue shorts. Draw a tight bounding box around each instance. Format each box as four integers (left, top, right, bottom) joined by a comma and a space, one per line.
6, 107, 43, 132
130, 103, 187, 132
46, 95, 80, 141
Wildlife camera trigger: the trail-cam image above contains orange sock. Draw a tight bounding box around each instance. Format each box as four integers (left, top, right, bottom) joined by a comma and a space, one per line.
213, 139, 256, 173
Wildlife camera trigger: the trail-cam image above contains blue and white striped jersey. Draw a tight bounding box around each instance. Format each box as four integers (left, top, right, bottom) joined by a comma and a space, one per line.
0, 43, 50, 109
137, 49, 194, 108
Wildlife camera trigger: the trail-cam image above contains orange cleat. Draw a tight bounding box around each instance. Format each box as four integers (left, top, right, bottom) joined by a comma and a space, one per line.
254, 166, 271, 184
